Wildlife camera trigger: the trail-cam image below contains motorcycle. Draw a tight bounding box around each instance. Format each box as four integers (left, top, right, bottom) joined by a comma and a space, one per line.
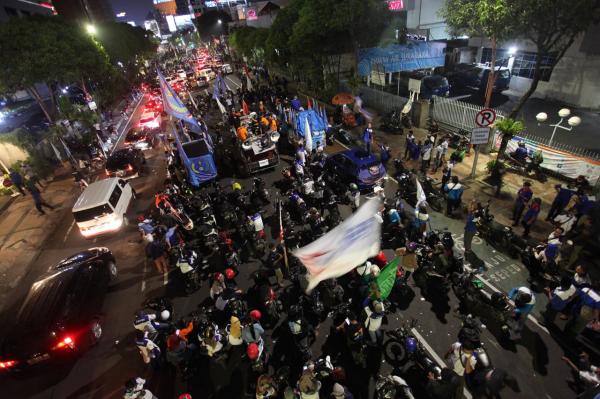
506, 153, 547, 182
253, 177, 270, 203
383, 320, 442, 379
380, 110, 404, 134
375, 374, 415, 399
395, 173, 443, 213
520, 245, 561, 291
175, 246, 203, 294
455, 314, 491, 368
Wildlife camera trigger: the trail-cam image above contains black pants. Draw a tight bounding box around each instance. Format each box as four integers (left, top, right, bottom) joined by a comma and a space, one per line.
447, 199, 459, 216
512, 201, 525, 224
546, 201, 564, 221
521, 220, 532, 237
35, 200, 54, 214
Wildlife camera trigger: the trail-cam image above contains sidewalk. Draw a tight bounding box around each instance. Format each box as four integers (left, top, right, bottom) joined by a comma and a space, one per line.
352, 111, 559, 243
0, 168, 77, 310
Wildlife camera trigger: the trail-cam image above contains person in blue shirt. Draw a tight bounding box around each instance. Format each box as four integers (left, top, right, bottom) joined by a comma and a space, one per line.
521, 197, 541, 238
444, 176, 464, 217
8, 169, 25, 195
363, 122, 373, 154
379, 142, 391, 167
507, 286, 536, 339
513, 142, 528, 162
512, 181, 533, 225
291, 95, 301, 111
463, 203, 478, 254
546, 184, 573, 221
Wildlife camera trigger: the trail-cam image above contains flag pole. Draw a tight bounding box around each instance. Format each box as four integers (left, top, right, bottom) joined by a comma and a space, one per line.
278, 197, 289, 273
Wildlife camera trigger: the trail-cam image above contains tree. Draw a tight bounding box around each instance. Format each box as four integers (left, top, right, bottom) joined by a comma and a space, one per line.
508, 0, 598, 117
494, 117, 525, 159
441, 0, 516, 108
0, 15, 112, 123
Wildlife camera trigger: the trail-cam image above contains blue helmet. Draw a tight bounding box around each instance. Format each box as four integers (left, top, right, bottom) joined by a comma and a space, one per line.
405, 337, 418, 353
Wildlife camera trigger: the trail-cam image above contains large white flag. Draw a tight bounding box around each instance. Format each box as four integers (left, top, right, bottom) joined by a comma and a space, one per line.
304, 116, 313, 152
415, 177, 427, 209
294, 198, 382, 292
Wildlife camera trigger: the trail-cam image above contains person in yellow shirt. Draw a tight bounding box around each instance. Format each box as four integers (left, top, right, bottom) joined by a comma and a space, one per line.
237, 125, 248, 141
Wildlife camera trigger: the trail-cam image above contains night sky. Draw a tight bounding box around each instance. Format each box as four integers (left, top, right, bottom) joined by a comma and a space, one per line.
110, 0, 155, 26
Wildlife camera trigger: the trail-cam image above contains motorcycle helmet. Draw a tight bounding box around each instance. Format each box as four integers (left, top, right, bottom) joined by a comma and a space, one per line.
214, 272, 223, 282
247, 342, 259, 360
405, 337, 418, 353
232, 182, 242, 191
407, 241, 417, 252
178, 394, 192, 399
349, 183, 358, 191
249, 309, 262, 321
225, 268, 236, 280
160, 310, 171, 320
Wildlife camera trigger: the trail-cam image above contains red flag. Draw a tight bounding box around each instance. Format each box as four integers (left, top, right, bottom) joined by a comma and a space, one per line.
242, 100, 249, 116
306, 97, 313, 109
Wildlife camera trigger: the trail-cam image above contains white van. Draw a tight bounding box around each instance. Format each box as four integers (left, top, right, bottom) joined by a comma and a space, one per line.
198, 68, 216, 81
221, 64, 233, 74
72, 178, 135, 238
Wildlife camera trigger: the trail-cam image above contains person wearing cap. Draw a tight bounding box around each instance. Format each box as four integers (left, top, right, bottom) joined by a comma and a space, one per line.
331, 382, 354, 399
546, 184, 573, 221
512, 181, 533, 226
507, 286, 536, 339
363, 298, 385, 345
242, 312, 265, 345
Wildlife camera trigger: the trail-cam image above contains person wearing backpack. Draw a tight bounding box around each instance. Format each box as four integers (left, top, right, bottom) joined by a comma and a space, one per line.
444, 176, 464, 217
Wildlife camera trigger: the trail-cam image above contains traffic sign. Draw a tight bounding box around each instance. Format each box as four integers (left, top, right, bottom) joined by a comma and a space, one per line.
470, 127, 490, 145
475, 108, 497, 127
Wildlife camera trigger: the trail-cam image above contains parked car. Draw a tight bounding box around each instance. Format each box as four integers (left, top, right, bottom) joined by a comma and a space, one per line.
0, 248, 117, 372
137, 111, 160, 130
72, 178, 135, 238
105, 148, 145, 179
447, 63, 511, 93
325, 148, 386, 190
221, 64, 233, 74
125, 126, 155, 150
198, 68, 216, 81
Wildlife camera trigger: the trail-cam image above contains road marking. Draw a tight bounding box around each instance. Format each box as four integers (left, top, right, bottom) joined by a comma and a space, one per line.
63, 220, 75, 242
110, 95, 145, 155
225, 76, 241, 89
463, 263, 549, 335
141, 258, 147, 292
411, 328, 473, 399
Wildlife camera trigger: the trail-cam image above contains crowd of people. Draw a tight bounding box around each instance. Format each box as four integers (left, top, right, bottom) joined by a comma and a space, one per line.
118, 48, 600, 399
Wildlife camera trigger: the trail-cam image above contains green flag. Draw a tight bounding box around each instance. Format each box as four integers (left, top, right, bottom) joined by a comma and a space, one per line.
375, 257, 400, 300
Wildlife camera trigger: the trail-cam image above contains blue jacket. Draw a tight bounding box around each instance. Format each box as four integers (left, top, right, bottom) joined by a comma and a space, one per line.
465, 213, 477, 233
444, 182, 464, 201
553, 188, 573, 207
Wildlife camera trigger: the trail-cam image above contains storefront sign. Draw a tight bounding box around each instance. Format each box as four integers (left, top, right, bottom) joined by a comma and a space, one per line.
388, 0, 404, 10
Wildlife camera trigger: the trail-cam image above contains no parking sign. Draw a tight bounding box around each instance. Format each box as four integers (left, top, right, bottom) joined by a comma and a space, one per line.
475, 108, 497, 127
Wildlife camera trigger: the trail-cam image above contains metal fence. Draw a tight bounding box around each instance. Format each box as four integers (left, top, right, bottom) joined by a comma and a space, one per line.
431, 95, 505, 134
339, 81, 409, 114
518, 132, 600, 160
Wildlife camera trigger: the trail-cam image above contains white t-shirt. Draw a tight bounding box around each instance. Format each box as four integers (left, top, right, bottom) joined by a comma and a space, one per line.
364, 306, 383, 331
579, 366, 600, 387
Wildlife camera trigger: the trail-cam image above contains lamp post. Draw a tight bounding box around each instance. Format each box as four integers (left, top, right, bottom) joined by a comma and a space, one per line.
536, 108, 582, 146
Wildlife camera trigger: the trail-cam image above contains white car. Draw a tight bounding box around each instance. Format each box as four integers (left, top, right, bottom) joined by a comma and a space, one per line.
198, 68, 216, 81
72, 178, 135, 238
222, 64, 233, 74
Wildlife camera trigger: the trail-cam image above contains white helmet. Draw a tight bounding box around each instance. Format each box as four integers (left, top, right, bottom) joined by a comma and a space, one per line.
160, 310, 170, 320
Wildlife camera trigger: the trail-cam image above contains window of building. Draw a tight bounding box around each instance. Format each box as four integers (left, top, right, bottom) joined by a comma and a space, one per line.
4, 7, 18, 17
481, 48, 557, 81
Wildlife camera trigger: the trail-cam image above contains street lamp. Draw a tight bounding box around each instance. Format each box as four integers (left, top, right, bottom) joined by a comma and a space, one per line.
217, 19, 222, 24
86, 24, 96, 35
536, 108, 582, 146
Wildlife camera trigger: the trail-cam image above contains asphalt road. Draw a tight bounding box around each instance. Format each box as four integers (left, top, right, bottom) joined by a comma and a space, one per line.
0, 76, 580, 399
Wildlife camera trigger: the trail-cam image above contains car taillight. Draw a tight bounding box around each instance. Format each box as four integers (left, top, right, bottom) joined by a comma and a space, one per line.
127, 164, 133, 171
0, 360, 17, 369
53, 336, 75, 350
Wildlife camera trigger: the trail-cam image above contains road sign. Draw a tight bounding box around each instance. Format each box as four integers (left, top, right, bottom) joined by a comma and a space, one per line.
475, 108, 496, 127
470, 127, 490, 145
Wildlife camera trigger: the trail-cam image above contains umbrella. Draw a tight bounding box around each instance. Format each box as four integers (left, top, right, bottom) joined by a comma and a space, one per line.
331, 93, 355, 105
